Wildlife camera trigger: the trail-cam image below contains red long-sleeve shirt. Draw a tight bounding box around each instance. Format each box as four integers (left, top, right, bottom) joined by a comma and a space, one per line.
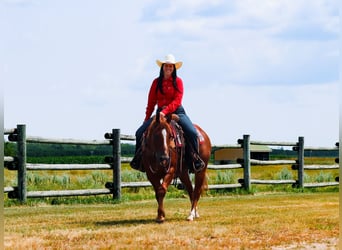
144, 76, 183, 121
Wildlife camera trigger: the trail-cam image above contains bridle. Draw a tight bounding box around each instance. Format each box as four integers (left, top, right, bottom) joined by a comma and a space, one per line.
146, 119, 178, 175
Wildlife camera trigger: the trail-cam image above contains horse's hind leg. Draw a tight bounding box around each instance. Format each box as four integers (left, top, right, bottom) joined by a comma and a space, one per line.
194, 171, 206, 204
188, 171, 207, 221
179, 171, 198, 221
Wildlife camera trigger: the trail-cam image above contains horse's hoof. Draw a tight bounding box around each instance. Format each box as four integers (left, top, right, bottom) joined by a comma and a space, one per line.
156, 216, 165, 223
187, 215, 194, 221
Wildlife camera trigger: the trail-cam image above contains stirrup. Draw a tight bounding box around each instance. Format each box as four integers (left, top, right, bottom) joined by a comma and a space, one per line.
192, 155, 205, 172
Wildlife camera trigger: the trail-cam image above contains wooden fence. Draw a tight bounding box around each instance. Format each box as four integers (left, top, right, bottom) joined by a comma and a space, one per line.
4, 124, 125, 202
236, 135, 339, 190
4, 124, 339, 202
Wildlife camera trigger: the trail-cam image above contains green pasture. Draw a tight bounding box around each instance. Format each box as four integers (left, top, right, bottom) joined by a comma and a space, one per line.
4, 157, 339, 206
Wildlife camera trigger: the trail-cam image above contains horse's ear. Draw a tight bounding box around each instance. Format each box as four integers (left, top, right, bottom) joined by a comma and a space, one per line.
156, 111, 160, 124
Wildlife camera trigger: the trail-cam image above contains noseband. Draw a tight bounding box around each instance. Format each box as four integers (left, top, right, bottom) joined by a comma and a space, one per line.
146, 119, 177, 174
149, 148, 172, 174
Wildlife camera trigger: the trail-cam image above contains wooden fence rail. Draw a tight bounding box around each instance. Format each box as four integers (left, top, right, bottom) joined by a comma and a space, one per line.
4, 125, 123, 201
3, 124, 339, 202
236, 135, 339, 190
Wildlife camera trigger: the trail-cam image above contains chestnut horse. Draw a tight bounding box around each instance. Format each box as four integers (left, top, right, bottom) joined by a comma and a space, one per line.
141, 112, 211, 222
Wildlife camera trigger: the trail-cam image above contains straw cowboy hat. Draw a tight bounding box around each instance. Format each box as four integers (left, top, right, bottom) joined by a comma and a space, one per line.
156, 54, 183, 69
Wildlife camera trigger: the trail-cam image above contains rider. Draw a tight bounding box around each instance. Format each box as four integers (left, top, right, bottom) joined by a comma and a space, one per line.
130, 54, 205, 172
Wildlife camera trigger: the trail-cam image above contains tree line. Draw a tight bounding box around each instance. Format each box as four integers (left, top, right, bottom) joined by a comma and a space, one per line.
4, 142, 338, 158
4, 142, 135, 157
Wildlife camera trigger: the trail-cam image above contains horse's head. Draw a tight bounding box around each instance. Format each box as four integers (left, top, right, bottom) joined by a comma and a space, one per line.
144, 112, 176, 172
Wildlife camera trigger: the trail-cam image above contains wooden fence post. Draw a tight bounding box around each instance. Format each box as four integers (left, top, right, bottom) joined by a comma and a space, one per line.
335, 142, 339, 182
297, 136, 304, 188
112, 129, 121, 199
243, 134, 251, 191
17, 124, 27, 202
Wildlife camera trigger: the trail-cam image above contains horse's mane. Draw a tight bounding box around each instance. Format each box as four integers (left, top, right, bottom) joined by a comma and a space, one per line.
146, 113, 167, 137
147, 112, 177, 137
145, 112, 181, 144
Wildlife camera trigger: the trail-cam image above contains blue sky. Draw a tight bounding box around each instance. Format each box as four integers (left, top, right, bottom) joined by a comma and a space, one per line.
1, 0, 339, 147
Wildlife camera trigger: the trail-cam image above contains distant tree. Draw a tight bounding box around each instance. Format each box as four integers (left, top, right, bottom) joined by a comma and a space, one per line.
4, 142, 16, 156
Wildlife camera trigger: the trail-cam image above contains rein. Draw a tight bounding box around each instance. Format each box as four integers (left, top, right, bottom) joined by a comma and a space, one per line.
145, 115, 184, 175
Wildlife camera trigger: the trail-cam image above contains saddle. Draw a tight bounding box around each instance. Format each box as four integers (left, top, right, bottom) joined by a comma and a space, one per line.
169, 120, 184, 148
169, 119, 204, 173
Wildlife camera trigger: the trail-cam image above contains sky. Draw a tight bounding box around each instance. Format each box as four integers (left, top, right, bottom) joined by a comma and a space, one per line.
1, 0, 339, 147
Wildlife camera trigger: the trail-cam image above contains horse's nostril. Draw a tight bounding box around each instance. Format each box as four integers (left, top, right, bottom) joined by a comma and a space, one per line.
160, 155, 169, 161
160, 155, 170, 166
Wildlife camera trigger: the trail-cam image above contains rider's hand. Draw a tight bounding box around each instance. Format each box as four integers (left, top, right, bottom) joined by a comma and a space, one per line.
160, 112, 165, 117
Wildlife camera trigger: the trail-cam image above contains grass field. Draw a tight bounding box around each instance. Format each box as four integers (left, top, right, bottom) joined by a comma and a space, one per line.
4, 157, 340, 249
4, 157, 339, 195
4, 192, 339, 249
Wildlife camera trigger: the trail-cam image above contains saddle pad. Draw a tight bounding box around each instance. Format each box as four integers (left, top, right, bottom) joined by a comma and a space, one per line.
197, 129, 205, 144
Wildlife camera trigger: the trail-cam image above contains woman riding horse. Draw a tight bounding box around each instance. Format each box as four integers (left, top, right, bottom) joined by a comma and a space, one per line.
130, 54, 204, 172
142, 110, 211, 222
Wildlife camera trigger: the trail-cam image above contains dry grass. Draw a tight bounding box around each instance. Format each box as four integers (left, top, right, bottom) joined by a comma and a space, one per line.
4, 192, 339, 249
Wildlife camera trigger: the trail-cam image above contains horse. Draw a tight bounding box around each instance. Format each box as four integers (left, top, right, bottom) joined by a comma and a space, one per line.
141, 111, 211, 223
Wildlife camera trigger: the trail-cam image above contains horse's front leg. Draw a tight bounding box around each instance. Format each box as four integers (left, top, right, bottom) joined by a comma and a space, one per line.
155, 183, 167, 223
147, 177, 167, 223
147, 173, 173, 223
154, 173, 174, 222
178, 168, 198, 221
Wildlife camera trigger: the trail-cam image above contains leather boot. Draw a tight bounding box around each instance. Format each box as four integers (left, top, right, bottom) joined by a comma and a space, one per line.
130, 148, 145, 172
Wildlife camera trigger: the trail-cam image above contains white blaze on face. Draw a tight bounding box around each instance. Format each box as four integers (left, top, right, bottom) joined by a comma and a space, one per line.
162, 129, 167, 149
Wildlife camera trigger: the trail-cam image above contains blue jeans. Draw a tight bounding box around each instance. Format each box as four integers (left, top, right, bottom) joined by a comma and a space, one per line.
135, 105, 199, 154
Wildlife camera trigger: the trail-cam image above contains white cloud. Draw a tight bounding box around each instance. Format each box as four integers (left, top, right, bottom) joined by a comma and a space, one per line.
2, 0, 339, 147
184, 81, 339, 147
138, 0, 338, 86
